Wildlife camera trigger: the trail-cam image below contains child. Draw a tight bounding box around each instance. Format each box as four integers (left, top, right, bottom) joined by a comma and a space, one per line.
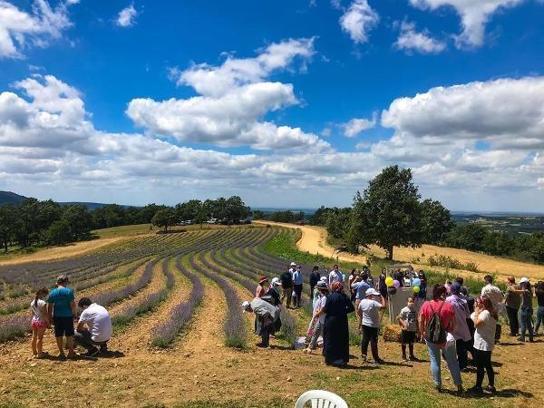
30, 288, 50, 358
398, 297, 418, 361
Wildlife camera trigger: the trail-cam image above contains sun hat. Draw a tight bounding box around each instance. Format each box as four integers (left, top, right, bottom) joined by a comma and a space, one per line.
241, 301, 251, 311
290, 262, 297, 267
520, 277, 530, 284
271, 277, 281, 287
316, 281, 328, 289
365, 288, 380, 297
320, 276, 328, 283
259, 276, 268, 284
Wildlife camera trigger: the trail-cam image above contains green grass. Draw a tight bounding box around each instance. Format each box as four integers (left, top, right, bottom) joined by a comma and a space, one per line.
92, 223, 154, 238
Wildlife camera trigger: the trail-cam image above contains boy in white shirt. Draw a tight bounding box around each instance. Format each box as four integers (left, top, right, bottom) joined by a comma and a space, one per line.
398, 297, 418, 361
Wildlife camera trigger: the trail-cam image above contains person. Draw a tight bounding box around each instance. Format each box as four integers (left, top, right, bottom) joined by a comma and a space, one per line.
242, 297, 280, 348
398, 297, 418, 361
446, 282, 472, 370
518, 278, 534, 342
319, 281, 354, 367
417, 271, 428, 301
292, 265, 304, 308
266, 277, 282, 306
47, 275, 76, 359
30, 287, 50, 358
352, 272, 370, 308
358, 288, 386, 364
504, 276, 521, 337
535, 281, 544, 335
328, 265, 342, 287
393, 269, 405, 287
280, 268, 294, 308
468, 296, 497, 394
255, 276, 269, 298
481, 275, 504, 312
309, 266, 321, 300
481, 275, 504, 342
378, 269, 388, 299
75, 297, 112, 356
419, 284, 463, 393
348, 269, 358, 301
305, 281, 329, 354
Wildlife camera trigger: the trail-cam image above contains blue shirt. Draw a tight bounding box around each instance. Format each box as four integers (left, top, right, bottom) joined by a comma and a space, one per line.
47, 287, 75, 317
293, 270, 304, 285
353, 281, 370, 301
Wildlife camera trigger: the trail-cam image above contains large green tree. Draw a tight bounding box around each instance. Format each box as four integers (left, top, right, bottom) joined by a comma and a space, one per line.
151, 208, 176, 233
349, 166, 423, 260
420, 199, 453, 244
0, 205, 16, 252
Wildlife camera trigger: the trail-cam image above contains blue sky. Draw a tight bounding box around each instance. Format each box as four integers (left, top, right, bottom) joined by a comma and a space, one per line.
0, 0, 543, 211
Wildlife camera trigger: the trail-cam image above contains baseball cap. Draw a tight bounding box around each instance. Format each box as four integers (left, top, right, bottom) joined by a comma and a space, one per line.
290, 262, 297, 267
241, 301, 251, 311
520, 277, 530, 284
271, 277, 281, 287
365, 288, 380, 297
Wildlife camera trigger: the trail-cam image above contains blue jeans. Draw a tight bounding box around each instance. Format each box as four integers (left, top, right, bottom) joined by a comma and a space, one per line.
519, 308, 534, 341
535, 306, 544, 334
426, 340, 462, 387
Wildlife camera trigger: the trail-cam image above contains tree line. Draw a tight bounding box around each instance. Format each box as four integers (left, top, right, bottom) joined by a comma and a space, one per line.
0, 196, 250, 252
307, 166, 544, 264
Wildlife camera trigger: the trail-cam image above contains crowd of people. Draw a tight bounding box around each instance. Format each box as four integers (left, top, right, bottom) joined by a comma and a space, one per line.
30, 274, 112, 359
242, 263, 544, 395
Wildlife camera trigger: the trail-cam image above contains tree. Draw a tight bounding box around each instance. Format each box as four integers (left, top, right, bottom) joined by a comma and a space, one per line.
0, 205, 16, 252
349, 166, 423, 260
62, 205, 92, 240
325, 208, 352, 240
46, 219, 72, 245
151, 208, 176, 233
420, 199, 453, 244
445, 224, 488, 252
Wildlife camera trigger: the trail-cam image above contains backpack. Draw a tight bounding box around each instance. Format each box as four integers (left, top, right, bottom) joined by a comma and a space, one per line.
425, 302, 447, 344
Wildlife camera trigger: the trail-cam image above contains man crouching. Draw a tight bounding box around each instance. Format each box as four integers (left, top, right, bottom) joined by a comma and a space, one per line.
75, 297, 112, 357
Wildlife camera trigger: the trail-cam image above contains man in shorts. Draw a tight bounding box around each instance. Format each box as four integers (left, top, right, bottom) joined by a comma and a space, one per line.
47, 275, 76, 359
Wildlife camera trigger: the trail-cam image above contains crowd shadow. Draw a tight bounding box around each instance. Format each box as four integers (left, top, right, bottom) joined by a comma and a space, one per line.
453, 389, 535, 400
38, 350, 125, 362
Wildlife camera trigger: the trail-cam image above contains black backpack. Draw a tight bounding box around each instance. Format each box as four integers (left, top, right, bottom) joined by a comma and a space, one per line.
425, 302, 447, 344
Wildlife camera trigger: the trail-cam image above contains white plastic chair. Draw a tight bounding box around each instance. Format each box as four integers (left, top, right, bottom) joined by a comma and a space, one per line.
295, 390, 349, 408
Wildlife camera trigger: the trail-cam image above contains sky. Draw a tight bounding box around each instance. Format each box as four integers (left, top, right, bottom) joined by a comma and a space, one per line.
0, 0, 543, 211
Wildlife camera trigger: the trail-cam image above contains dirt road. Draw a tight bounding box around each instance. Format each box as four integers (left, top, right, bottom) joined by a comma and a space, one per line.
255, 221, 544, 280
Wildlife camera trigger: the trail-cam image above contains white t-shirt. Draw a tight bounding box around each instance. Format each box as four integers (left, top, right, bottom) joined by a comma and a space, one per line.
328, 270, 341, 286
471, 310, 496, 352
359, 299, 382, 328
31, 299, 47, 322
313, 295, 327, 324
481, 284, 504, 311
399, 306, 417, 332
79, 303, 112, 342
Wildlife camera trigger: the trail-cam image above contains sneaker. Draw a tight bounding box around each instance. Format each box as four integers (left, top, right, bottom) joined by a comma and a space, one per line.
57, 353, 66, 360
374, 358, 385, 365
83, 348, 99, 357
485, 385, 497, 394
467, 386, 483, 394
409, 356, 418, 362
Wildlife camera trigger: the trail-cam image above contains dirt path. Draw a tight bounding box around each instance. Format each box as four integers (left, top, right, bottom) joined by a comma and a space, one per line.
0, 237, 130, 266
256, 221, 544, 280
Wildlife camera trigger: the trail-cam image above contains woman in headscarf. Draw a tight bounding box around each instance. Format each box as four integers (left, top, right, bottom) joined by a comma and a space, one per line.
318, 281, 355, 367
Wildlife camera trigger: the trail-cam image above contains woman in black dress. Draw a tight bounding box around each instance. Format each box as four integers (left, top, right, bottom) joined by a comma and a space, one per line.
319, 281, 355, 367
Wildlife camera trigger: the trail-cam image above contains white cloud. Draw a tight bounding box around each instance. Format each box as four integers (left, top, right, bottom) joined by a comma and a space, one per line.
0, 0, 72, 58
339, 0, 379, 44
130, 39, 330, 151
409, 0, 524, 48
116, 3, 138, 28
342, 116, 376, 137
173, 38, 315, 97
1, 73, 543, 210
381, 76, 544, 150
395, 21, 446, 54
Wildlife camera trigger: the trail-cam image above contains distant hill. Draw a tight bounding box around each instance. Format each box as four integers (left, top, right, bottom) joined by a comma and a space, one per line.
0, 191, 130, 210
0, 191, 26, 206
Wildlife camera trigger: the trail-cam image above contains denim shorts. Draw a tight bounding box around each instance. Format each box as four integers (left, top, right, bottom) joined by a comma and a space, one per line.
53, 316, 74, 337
